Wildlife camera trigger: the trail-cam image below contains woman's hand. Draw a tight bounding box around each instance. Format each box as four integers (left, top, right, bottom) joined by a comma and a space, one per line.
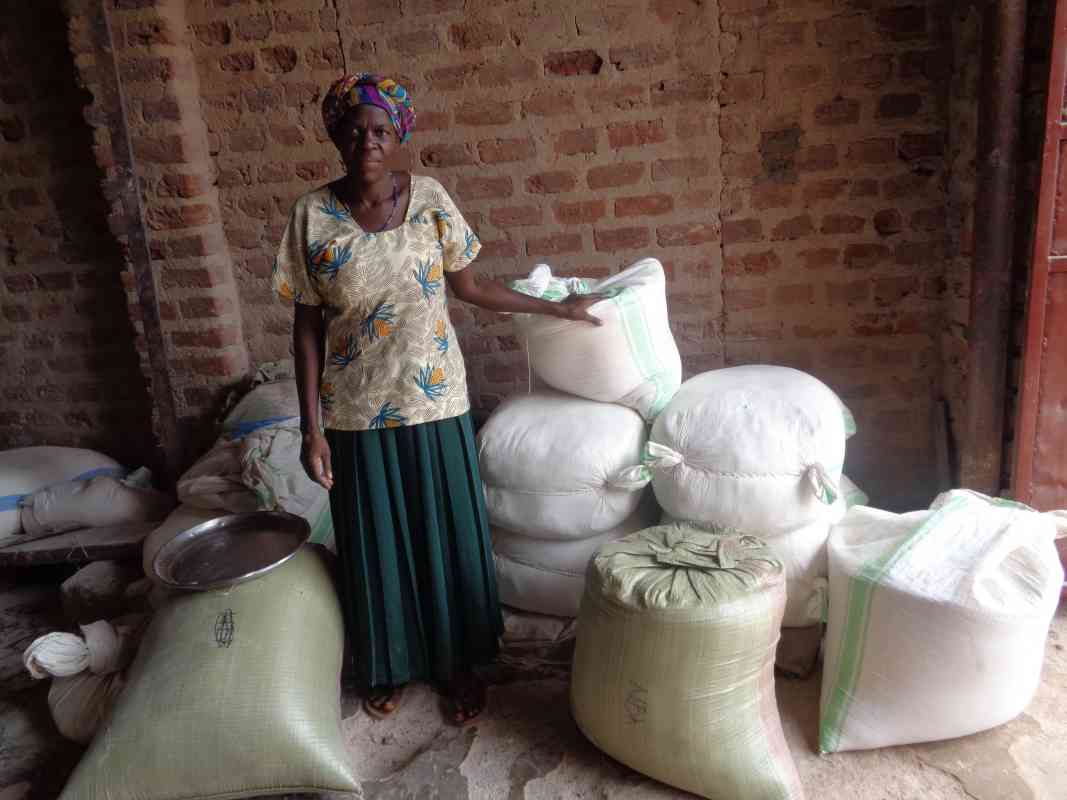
301, 432, 334, 490
557, 293, 604, 326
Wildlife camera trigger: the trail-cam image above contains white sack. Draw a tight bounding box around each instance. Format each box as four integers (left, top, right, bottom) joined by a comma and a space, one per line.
20, 473, 173, 536
0, 447, 124, 540
819, 490, 1065, 753
510, 258, 682, 420
176, 379, 333, 550
647, 366, 847, 535
477, 391, 649, 538
492, 497, 660, 618
49, 671, 125, 744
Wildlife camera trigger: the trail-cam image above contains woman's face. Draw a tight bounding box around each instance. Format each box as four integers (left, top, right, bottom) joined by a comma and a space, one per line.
332, 104, 399, 182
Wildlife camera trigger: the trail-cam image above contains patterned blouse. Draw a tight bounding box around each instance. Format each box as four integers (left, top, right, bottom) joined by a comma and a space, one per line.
272, 175, 480, 431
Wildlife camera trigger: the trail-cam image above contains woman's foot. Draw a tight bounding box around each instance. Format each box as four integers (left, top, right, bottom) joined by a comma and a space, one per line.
446, 672, 487, 727
363, 684, 405, 719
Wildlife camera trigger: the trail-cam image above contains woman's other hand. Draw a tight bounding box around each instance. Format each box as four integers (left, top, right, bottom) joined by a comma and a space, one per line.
302, 432, 334, 490
558, 293, 604, 326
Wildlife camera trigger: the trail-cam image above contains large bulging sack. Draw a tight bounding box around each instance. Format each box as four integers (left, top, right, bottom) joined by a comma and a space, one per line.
58, 548, 358, 799
510, 258, 682, 420
493, 496, 660, 618
647, 366, 848, 535
177, 379, 333, 550
0, 447, 124, 540
819, 491, 1064, 753
572, 525, 803, 800
478, 391, 649, 538
20, 472, 173, 536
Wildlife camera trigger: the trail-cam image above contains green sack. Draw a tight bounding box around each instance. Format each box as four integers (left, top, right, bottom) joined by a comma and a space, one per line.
571, 525, 804, 800
59, 547, 358, 799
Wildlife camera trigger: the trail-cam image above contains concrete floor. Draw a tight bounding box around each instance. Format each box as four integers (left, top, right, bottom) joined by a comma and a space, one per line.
1, 579, 1064, 800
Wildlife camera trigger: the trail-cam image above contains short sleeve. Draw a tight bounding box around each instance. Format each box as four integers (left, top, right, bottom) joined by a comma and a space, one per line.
272, 200, 322, 306
434, 186, 481, 273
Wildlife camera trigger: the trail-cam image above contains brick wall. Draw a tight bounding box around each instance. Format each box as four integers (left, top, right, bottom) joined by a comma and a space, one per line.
0, 3, 154, 467
2, 0, 1007, 509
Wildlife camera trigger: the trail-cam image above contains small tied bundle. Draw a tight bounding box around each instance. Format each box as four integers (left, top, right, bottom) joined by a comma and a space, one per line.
322, 73, 416, 142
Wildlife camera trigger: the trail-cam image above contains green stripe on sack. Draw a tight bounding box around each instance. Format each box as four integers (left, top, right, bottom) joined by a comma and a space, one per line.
613, 289, 670, 418
819, 495, 969, 752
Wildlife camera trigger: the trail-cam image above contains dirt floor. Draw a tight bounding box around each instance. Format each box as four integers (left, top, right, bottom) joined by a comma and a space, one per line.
1, 575, 1064, 800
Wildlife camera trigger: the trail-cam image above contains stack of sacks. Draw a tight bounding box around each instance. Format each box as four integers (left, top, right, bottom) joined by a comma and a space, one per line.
176, 372, 333, 551
478, 392, 656, 617
819, 490, 1065, 753
644, 365, 855, 664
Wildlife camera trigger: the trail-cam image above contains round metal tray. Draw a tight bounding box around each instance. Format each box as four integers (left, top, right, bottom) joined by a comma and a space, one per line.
152, 510, 310, 591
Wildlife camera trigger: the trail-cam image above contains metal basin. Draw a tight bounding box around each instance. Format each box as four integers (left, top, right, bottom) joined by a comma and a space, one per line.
152, 510, 310, 591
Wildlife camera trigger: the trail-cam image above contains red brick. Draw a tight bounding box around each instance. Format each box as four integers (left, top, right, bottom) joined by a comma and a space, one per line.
238, 194, 272, 220
270, 124, 305, 147
36, 271, 73, 291
522, 87, 576, 117
899, 50, 951, 83
132, 134, 186, 164
657, 222, 718, 247
824, 344, 868, 368
587, 161, 643, 189
171, 327, 239, 348
427, 63, 479, 91
724, 287, 767, 311
3, 305, 31, 323
803, 179, 849, 204
895, 241, 936, 266
883, 172, 930, 199
588, 85, 647, 113
8, 187, 41, 209
821, 214, 865, 235
526, 171, 576, 194
162, 173, 210, 199
478, 56, 540, 88
874, 208, 904, 236
616, 194, 673, 217
119, 56, 176, 84
180, 295, 235, 319
678, 115, 712, 140
652, 76, 715, 107
161, 267, 223, 290
874, 276, 920, 306
780, 63, 823, 92
146, 203, 217, 231
422, 144, 476, 168
2, 115, 26, 143
750, 183, 794, 210
417, 111, 449, 132
296, 160, 330, 182
175, 352, 244, 378
194, 21, 231, 46
851, 178, 880, 198
840, 55, 892, 88
771, 215, 814, 240
793, 324, 837, 339
910, 206, 945, 231
594, 226, 650, 252
478, 137, 535, 164
526, 233, 583, 257
847, 138, 897, 165
774, 284, 815, 305
554, 199, 606, 225
878, 93, 922, 119
387, 29, 440, 56
814, 97, 861, 126
142, 97, 181, 124
555, 128, 598, 156
827, 280, 870, 305
458, 175, 514, 200
898, 132, 944, 160
169, 232, 225, 258
273, 9, 313, 33
490, 205, 542, 227
3, 274, 35, 292
797, 144, 838, 172
720, 72, 764, 105
609, 43, 672, 71
722, 218, 763, 244
761, 21, 806, 47
243, 86, 285, 114
844, 243, 891, 269
220, 52, 255, 72
724, 250, 780, 276
652, 157, 709, 181
814, 14, 866, 46
545, 49, 604, 76
450, 20, 506, 49
608, 120, 667, 149
480, 239, 519, 259
234, 12, 271, 40
800, 248, 840, 270
876, 6, 926, 40
456, 101, 514, 126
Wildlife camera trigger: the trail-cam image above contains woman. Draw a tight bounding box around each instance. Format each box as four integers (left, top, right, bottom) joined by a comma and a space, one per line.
272, 73, 602, 725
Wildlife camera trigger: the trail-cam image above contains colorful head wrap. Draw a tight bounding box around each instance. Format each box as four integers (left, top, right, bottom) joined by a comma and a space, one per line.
322, 73, 416, 144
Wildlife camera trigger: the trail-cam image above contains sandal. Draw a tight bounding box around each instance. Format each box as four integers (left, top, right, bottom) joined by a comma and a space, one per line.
445, 673, 487, 728
363, 685, 405, 719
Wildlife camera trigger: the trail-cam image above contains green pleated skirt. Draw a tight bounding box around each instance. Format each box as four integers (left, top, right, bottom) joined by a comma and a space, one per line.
325, 413, 503, 691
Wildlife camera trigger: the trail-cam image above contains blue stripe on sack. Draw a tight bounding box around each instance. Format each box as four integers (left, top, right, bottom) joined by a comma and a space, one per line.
224, 415, 299, 440
0, 466, 128, 512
